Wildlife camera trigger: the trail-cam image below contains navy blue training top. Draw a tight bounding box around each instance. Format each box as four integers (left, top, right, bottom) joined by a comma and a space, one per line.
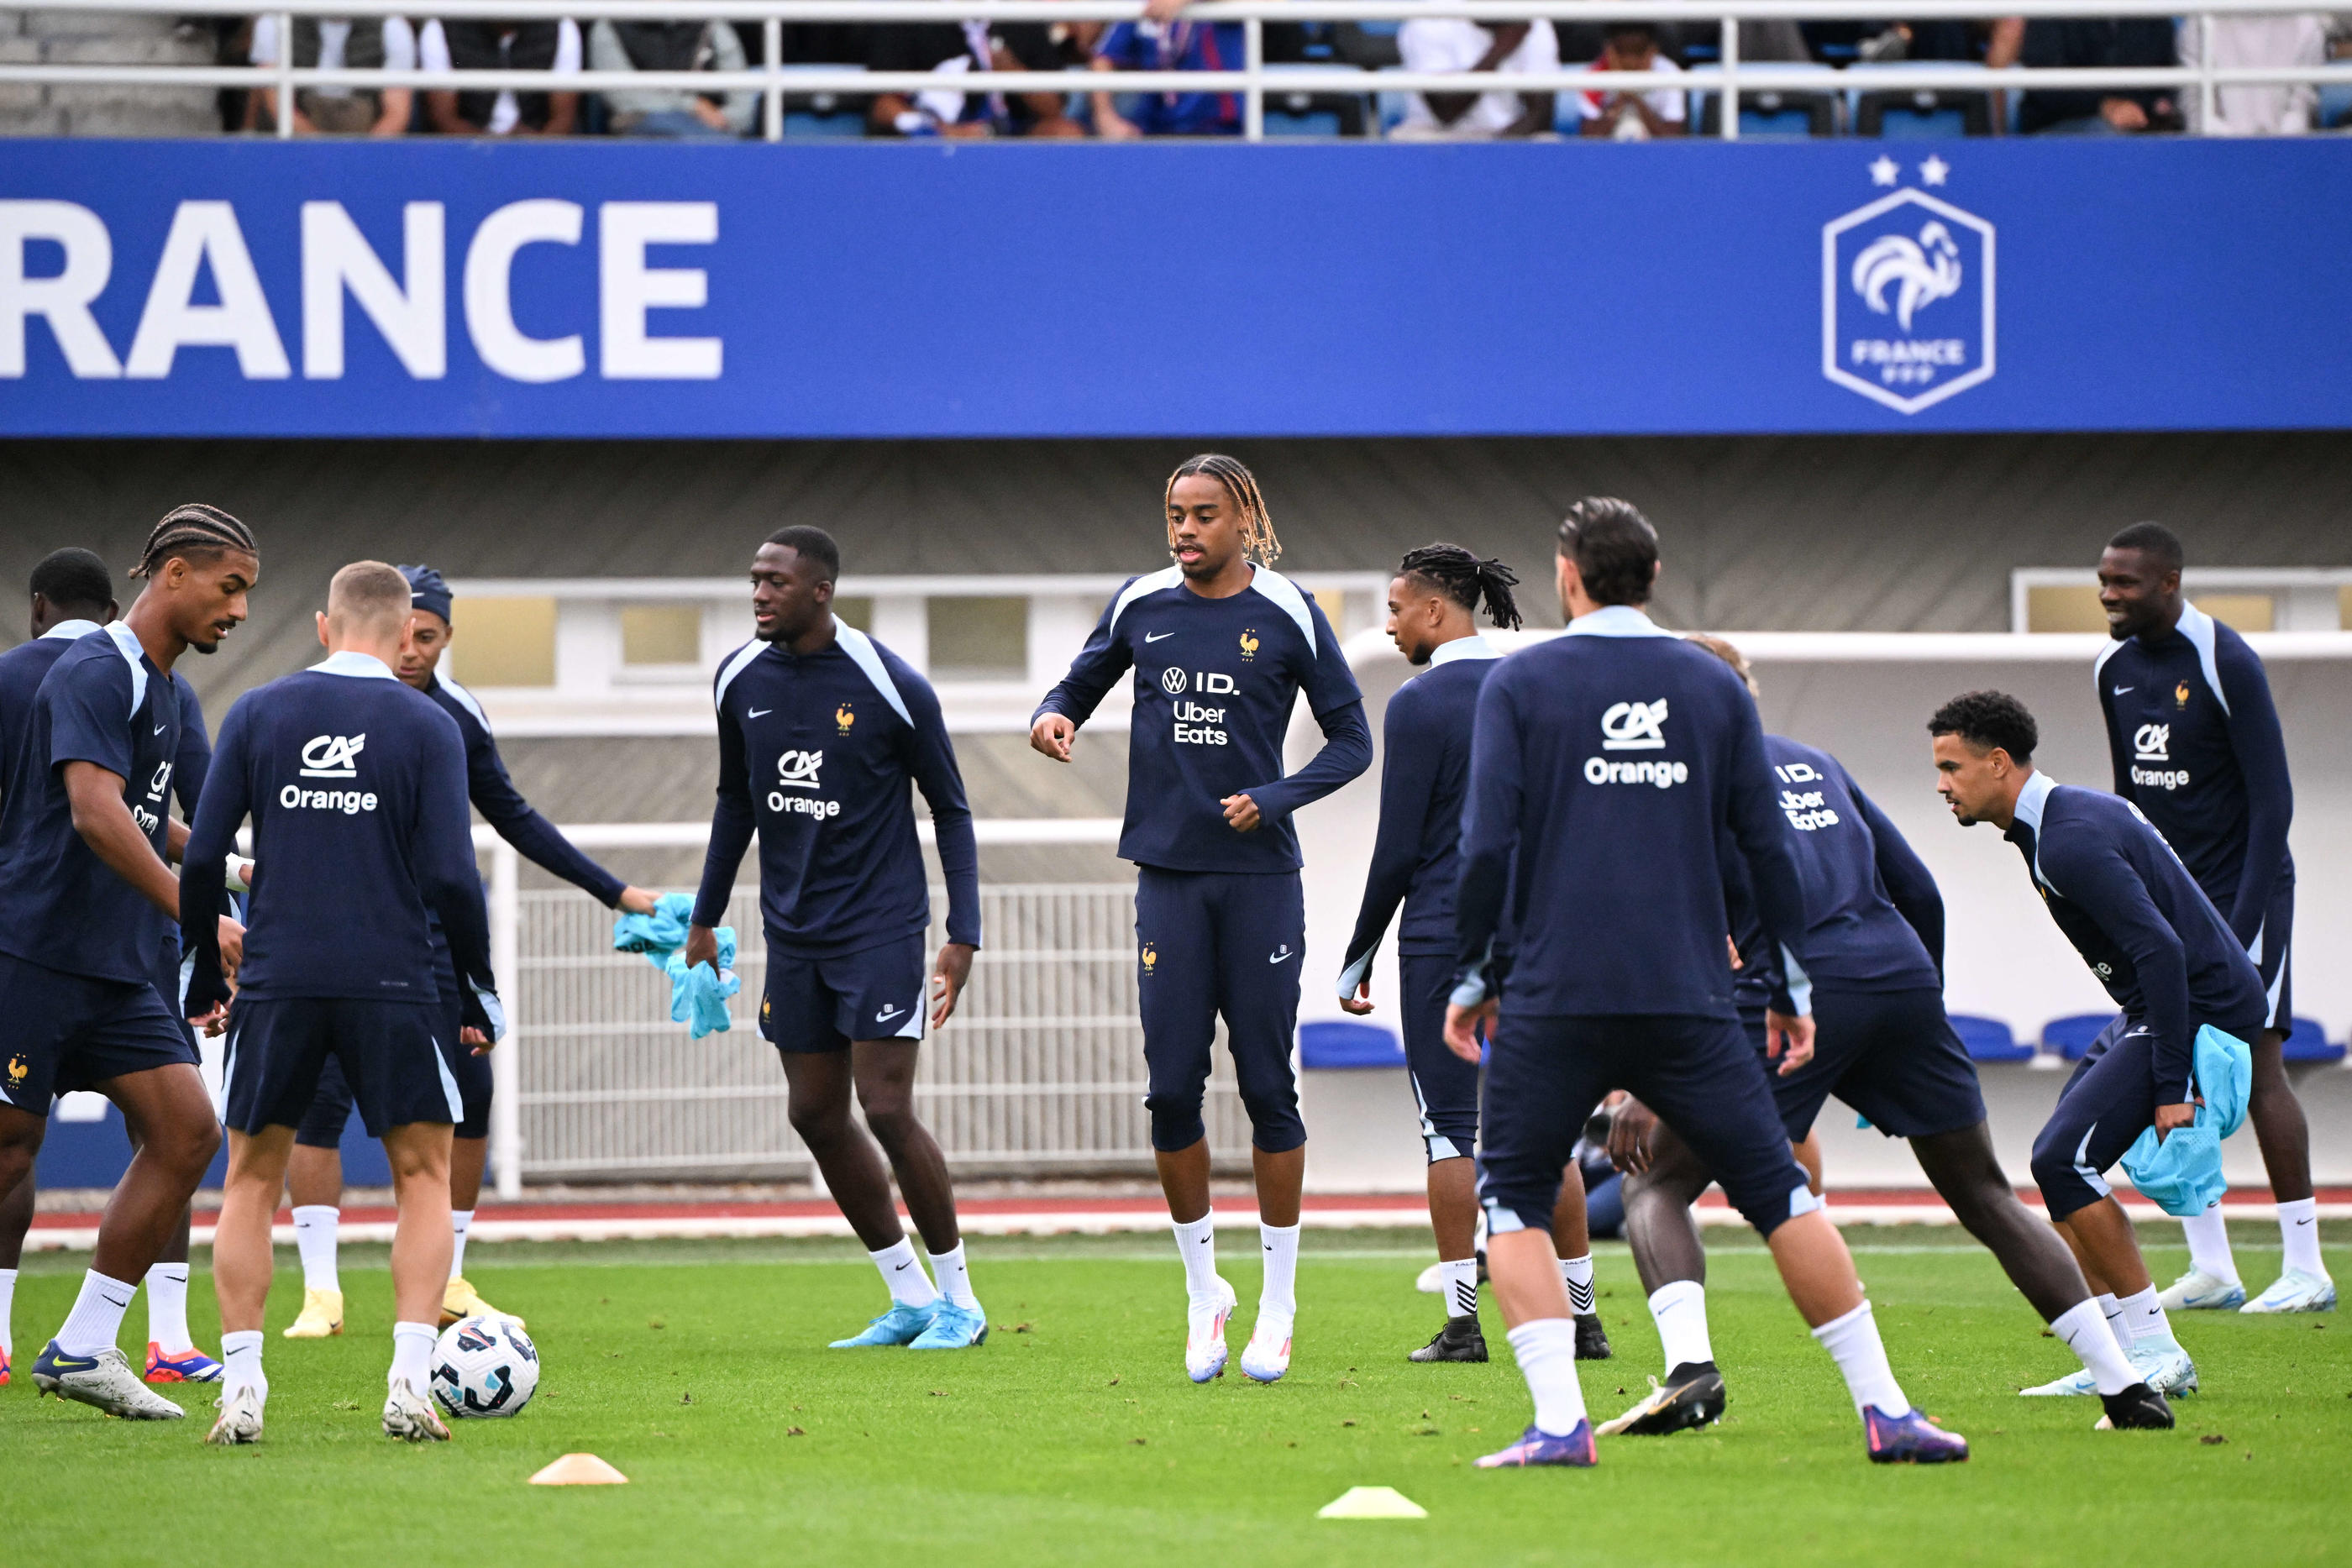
695, 624, 980, 958
1452, 606, 1811, 1019
1337, 636, 1501, 998
1033, 564, 1371, 875
0, 623, 186, 984
1725, 735, 1945, 1012
181, 652, 492, 1004
2004, 770, 2266, 1098
2095, 603, 2293, 947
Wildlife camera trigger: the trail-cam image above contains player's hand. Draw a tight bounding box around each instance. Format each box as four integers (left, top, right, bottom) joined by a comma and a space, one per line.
682, 924, 719, 974
1030, 712, 1077, 763
617, 885, 660, 915
1221, 794, 1262, 833
1339, 978, 1374, 1016
1766, 1009, 1814, 1074
188, 1002, 229, 1036
463, 1025, 490, 1053
1608, 1097, 1660, 1175
930, 941, 976, 1030
1726, 934, 1743, 969
2154, 1100, 2198, 1138
1443, 998, 1494, 1063
217, 915, 246, 978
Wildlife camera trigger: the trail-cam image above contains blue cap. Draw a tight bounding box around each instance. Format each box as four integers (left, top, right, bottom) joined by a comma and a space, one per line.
399, 564, 452, 626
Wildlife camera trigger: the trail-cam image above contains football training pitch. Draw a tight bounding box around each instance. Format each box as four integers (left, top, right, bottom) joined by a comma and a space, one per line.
3, 1224, 2343, 1567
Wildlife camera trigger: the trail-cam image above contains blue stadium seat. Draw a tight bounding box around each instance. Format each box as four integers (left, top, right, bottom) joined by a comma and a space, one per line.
2320, 82, 2352, 128
1298, 1019, 1406, 1069
2042, 1013, 2113, 1061
1950, 1014, 2033, 1063
1851, 60, 1992, 137
780, 63, 866, 138
1261, 64, 1369, 137
2283, 1016, 2344, 1064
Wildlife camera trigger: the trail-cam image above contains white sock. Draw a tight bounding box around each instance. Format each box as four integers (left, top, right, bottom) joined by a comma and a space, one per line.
2095, 1291, 2123, 1335
1438, 1257, 1478, 1320
2051, 1297, 2137, 1395
220, 1329, 265, 1401
145, 1262, 194, 1354
869, 1238, 939, 1308
927, 1242, 979, 1309
55, 1268, 137, 1360
1257, 1221, 1299, 1327
1173, 1214, 1220, 1302
2278, 1196, 2328, 1278
1648, 1279, 1714, 1373
2182, 1204, 2239, 1284
292, 1205, 340, 1294
449, 1209, 473, 1282
2117, 1284, 2176, 1349
0, 1266, 16, 1355
1505, 1319, 1589, 1436
390, 1320, 436, 1392
1560, 1253, 1596, 1317
1810, 1300, 1909, 1418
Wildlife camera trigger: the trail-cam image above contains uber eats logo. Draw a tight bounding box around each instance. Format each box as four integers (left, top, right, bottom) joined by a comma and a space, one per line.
1772, 759, 1842, 831
769, 749, 840, 819
282, 733, 377, 813
2130, 723, 2189, 791
1587, 700, 1687, 789
132, 758, 173, 836
1164, 666, 1236, 747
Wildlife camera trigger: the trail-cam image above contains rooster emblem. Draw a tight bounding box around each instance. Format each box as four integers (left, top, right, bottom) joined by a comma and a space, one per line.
836, 703, 855, 733
2175, 682, 2191, 710
5, 1055, 24, 1086
1238, 630, 1259, 660
1141, 943, 1158, 974
1852, 222, 1963, 331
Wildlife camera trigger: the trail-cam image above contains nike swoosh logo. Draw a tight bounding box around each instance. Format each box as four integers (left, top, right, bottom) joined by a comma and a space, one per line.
154, 724, 167, 734
2298, 1218, 2314, 1225
1268, 948, 1294, 964
1144, 632, 1174, 643
876, 1006, 904, 1022
748, 707, 771, 718
2113, 687, 2134, 695
102, 1293, 131, 1308
894, 1261, 911, 1270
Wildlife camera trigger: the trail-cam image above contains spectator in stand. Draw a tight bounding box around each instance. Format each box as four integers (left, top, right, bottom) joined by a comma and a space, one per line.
247, 14, 416, 134
1390, 14, 1558, 139
2016, 18, 2181, 133
1089, 0, 1243, 138
2177, 13, 2327, 134
869, 20, 1085, 137
590, 18, 755, 138
419, 17, 581, 135
1576, 23, 1685, 138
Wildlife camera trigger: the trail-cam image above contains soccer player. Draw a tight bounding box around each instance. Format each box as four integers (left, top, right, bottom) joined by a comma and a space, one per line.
0, 506, 256, 1419
0, 547, 237, 1387
1450, 499, 1962, 1468
1032, 454, 1372, 1385
2092, 523, 2328, 1313
1602, 637, 2170, 1435
1930, 690, 2270, 1402
684, 527, 989, 1351
183, 561, 505, 1445
1336, 544, 1611, 1366
278, 564, 659, 1339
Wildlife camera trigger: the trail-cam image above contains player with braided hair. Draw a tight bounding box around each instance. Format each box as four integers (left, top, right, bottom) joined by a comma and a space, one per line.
131, 504, 259, 586
1337, 545, 1609, 1366
1033, 454, 1371, 1387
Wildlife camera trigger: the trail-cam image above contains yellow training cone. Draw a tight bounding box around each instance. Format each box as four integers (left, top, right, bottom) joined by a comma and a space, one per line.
529, 1453, 630, 1486
1317, 1487, 1427, 1519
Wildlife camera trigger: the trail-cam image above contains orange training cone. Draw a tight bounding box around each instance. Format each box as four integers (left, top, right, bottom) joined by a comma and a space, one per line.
529, 1453, 630, 1486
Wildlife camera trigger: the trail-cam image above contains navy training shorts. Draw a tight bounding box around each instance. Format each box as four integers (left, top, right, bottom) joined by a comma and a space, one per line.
1745, 985, 1987, 1143
296, 989, 482, 1144
760, 932, 927, 1054
1399, 950, 1479, 1162
223, 995, 459, 1139
0, 949, 197, 1112
2029, 1010, 2251, 1222
1135, 866, 1305, 1155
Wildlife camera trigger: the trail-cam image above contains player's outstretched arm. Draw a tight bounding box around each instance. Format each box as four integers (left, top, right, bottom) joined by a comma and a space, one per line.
1337, 690, 1440, 1012
1232, 699, 1372, 834
415, 716, 501, 1038
1845, 768, 1946, 976
459, 704, 639, 909
1028, 585, 1136, 762
2045, 834, 2197, 1101
688, 695, 757, 963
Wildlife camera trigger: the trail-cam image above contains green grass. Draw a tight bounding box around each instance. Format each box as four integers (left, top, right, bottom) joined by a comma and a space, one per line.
4, 1225, 2348, 1567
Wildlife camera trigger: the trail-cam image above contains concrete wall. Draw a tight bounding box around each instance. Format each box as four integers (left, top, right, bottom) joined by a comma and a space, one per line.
1291, 634, 2352, 1192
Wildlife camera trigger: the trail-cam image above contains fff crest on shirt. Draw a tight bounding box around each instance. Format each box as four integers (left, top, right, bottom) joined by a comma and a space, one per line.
835, 703, 855, 733
1139, 941, 1158, 975
2175, 680, 2191, 709
1238, 629, 1259, 660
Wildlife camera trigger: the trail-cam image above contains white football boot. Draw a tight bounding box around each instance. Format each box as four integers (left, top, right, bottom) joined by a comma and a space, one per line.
1239, 1312, 1292, 1384
383, 1377, 452, 1441
30, 1342, 186, 1419
1184, 1277, 1237, 1384
2156, 1269, 2245, 1312
207, 1385, 266, 1445
2241, 1269, 2336, 1314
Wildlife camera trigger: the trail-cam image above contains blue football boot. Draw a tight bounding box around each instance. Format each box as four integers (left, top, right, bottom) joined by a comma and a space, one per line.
909, 1301, 989, 1350
830, 1301, 938, 1348
1864, 1405, 1969, 1463
1475, 1421, 1599, 1468
145, 1342, 224, 1384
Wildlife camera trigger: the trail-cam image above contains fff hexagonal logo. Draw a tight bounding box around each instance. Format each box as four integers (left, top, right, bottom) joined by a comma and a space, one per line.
1823, 188, 1995, 415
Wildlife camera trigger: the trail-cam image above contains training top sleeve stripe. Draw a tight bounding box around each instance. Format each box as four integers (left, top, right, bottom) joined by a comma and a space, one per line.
833, 624, 914, 727
1245, 565, 1319, 650
713, 638, 767, 712
1105, 565, 1184, 637
100, 621, 148, 716
436, 672, 491, 729
2174, 603, 2230, 717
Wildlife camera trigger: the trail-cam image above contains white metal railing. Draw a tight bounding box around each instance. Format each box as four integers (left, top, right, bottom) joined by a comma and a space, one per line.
469, 819, 1248, 1195
6, 0, 2349, 144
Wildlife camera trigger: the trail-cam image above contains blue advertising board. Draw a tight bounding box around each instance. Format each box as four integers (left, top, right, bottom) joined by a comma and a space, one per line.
1, 138, 2345, 438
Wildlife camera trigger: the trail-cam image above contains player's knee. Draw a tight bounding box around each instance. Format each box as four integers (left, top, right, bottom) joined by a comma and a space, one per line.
860, 1098, 919, 1150
1146, 1094, 1205, 1153
788, 1096, 854, 1149
145, 1114, 220, 1179
2026, 1124, 2081, 1204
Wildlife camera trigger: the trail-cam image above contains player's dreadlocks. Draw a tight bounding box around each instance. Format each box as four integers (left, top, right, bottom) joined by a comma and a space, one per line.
1165, 453, 1281, 568
131, 502, 256, 579
1397, 543, 1523, 632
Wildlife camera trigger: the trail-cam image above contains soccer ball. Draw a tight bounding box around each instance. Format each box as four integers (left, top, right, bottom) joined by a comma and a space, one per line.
431, 1314, 540, 1419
